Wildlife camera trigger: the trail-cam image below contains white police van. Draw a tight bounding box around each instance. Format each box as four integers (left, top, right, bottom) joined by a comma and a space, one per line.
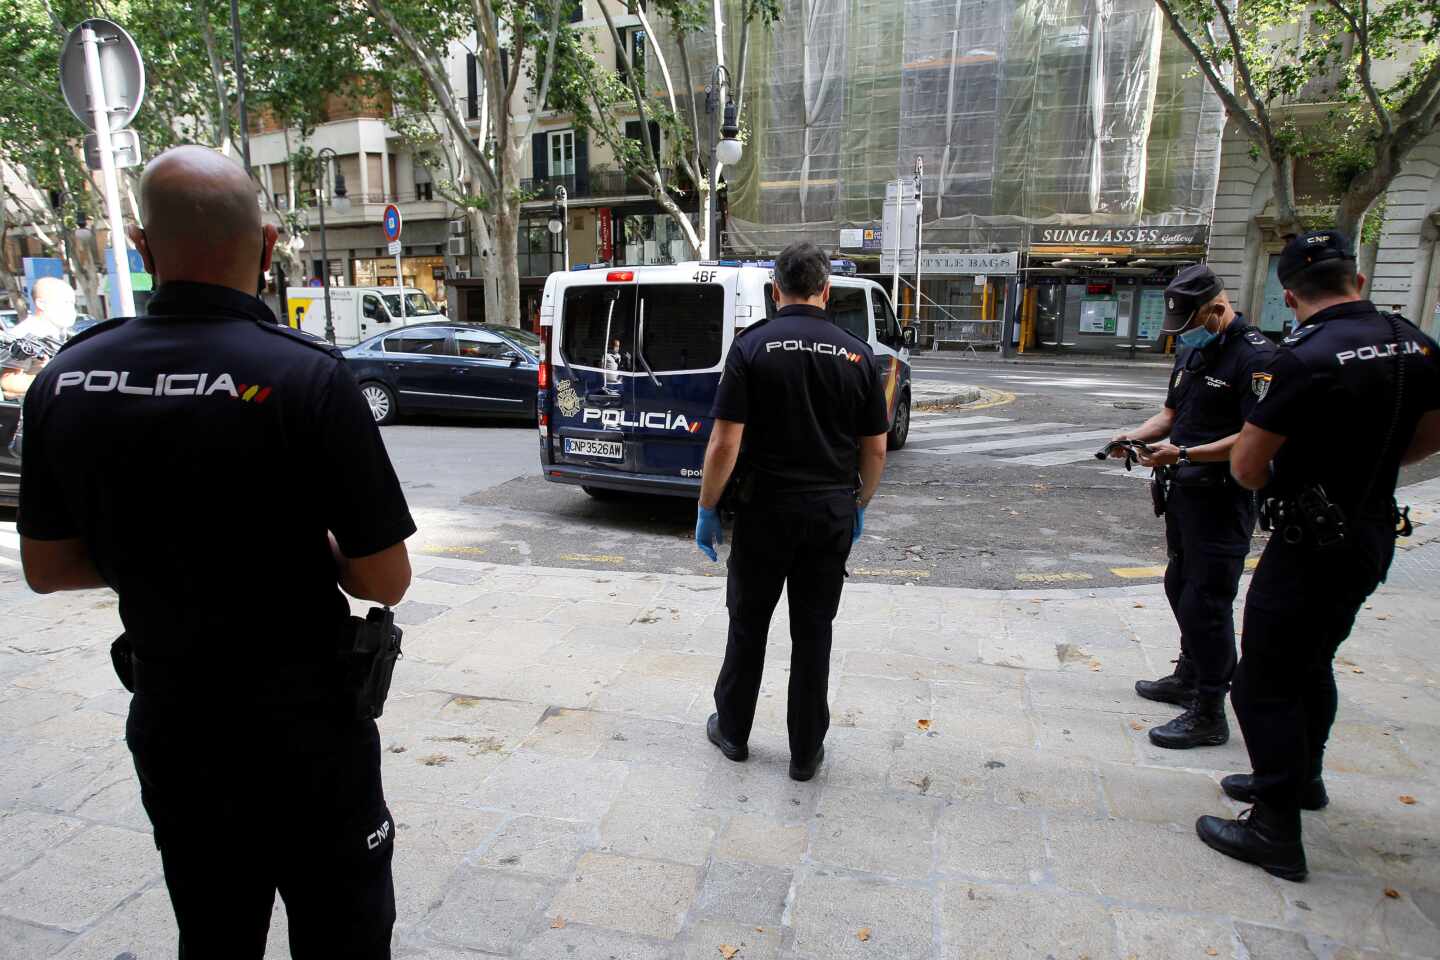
537, 260, 915, 498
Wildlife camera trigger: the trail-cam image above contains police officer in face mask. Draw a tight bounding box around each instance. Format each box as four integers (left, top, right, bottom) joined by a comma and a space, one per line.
1109, 264, 1275, 749
1197, 231, 1440, 882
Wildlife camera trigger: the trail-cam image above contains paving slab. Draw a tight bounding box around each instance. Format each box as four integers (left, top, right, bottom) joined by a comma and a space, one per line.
2, 556, 1436, 957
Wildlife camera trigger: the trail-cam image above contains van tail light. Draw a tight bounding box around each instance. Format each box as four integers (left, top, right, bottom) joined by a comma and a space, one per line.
606, 271, 635, 282
538, 327, 551, 389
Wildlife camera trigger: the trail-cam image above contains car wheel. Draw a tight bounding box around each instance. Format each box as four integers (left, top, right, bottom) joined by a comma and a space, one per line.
887, 395, 910, 451
361, 382, 397, 425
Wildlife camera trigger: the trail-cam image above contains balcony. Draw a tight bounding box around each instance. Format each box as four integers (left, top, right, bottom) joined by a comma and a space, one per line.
520, 167, 671, 202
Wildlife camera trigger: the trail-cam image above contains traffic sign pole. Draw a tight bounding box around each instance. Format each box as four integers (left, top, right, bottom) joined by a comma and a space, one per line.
383, 205, 404, 325
81, 23, 134, 318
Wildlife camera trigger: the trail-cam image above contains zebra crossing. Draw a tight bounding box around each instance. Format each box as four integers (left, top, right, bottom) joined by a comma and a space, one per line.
0, 519, 18, 568
981, 372, 1170, 403
905, 410, 1134, 468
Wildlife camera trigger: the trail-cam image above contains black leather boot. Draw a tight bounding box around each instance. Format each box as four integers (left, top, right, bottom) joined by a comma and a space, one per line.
1135, 656, 1197, 706
789, 745, 824, 782
707, 713, 747, 762
1221, 773, 1329, 811
1148, 695, 1229, 749
1196, 803, 1307, 882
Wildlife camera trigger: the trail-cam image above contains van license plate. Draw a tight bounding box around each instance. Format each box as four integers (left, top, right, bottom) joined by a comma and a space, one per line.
564, 438, 623, 461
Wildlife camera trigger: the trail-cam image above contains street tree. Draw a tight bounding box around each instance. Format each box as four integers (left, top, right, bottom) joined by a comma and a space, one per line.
1155, 0, 1440, 241
361, 0, 567, 327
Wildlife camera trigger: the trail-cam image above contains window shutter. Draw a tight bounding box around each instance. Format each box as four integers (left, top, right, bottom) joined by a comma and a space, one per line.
465, 54, 478, 119
574, 131, 589, 196
533, 132, 548, 181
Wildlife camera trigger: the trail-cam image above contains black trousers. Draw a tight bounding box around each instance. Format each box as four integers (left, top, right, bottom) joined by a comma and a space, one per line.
714, 492, 855, 761
127, 697, 395, 959
1233, 531, 1390, 811
1162, 484, 1255, 698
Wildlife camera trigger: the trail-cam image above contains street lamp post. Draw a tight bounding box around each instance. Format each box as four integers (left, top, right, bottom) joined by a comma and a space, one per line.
706, 64, 743, 259
547, 186, 569, 272
313, 147, 350, 344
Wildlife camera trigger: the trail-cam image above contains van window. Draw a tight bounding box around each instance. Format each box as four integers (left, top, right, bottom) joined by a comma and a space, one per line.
639, 285, 723, 371
828, 287, 869, 342
873, 291, 902, 347
561, 286, 637, 368
363, 296, 385, 320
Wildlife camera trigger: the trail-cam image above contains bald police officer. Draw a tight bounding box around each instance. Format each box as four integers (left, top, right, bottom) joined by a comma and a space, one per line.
695, 242, 889, 782
1110, 264, 1275, 749
1197, 231, 1440, 881
18, 146, 415, 955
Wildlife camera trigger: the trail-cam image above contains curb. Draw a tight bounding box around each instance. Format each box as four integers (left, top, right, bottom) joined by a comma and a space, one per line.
915, 352, 1174, 371
913, 383, 983, 408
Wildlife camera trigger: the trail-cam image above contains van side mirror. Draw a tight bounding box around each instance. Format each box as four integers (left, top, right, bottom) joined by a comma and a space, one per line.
903, 325, 918, 348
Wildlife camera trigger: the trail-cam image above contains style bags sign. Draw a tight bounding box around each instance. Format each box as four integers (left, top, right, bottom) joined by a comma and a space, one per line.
879, 250, 1019, 275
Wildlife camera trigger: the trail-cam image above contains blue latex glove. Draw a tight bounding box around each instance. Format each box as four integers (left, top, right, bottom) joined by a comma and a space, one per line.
853, 506, 866, 545
696, 505, 723, 562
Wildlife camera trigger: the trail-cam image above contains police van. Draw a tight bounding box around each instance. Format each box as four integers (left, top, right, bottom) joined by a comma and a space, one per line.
537, 260, 916, 498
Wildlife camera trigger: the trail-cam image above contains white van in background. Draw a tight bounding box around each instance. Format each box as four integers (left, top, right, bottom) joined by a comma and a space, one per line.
285, 286, 444, 346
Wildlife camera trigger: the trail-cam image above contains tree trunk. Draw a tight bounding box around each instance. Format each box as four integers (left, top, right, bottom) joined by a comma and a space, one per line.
493, 201, 521, 328
1269, 151, 1304, 237
0, 222, 26, 321
69, 228, 105, 319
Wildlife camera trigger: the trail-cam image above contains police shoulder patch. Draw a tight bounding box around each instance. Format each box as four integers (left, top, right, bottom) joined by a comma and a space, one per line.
1251, 371, 1272, 400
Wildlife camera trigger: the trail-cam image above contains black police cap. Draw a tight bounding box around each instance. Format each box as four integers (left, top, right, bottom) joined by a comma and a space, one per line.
1277, 230, 1356, 287
1160, 263, 1223, 334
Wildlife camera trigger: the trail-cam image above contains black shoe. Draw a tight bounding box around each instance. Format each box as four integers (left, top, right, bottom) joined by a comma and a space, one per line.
707, 713, 747, 762
1148, 696, 1229, 749
1221, 773, 1329, 811
1135, 658, 1197, 706
1196, 805, 1307, 882
789, 745, 824, 782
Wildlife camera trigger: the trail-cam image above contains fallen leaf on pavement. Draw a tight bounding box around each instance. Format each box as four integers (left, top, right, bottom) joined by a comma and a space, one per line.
1130, 721, 1145, 731
1400, 795, 1417, 805
551, 917, 566, 929
1384, 888, 1401, 899
916, 719, 931, 731
1353, 668, 1365, 674
1089, 660, 1102, 671
1205, 949, 1218, 957
857, 928, 871, 942
719, 945, 739, 959
1377, 614, 1390, 620
1133, 602, 1145, 609
755, 927, 764, 933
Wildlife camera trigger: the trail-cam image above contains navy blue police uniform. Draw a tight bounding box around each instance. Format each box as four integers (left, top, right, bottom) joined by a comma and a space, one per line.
1155, 309, 1274, 727
17, 282, 415, 958
1232, 285, 1440, 817
710, 303, 890, 765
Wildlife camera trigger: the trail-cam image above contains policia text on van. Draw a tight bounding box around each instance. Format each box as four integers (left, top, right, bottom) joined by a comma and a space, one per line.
535, 260, 915, 499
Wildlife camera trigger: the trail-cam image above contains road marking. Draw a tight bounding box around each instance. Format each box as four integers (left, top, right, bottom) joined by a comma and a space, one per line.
1089, 391, 1168, 400
1001, 446, 1115, 467
908, 415, 1011, 431
915, 427, 1117, 456
1111, 557, 1261, 579
851, 567, 931, 578
908, 422, 1071, 444
1015, 571, 1093, 583
420, 545, 488, 556
559, 554, 625, 564
0, 528, 17, 551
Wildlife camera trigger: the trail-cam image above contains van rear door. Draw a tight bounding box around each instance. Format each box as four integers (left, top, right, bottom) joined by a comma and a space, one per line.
628, 275, 728, 477
553, 281, 638, 466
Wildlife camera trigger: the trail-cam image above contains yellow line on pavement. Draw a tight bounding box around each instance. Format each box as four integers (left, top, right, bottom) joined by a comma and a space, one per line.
1015, 571, 1094, 583
560, 554, 625, 564
1111, 557, 1260, 579
961, 388, 1017, 411
852, 568, 931, 578
421, 545, 487, 556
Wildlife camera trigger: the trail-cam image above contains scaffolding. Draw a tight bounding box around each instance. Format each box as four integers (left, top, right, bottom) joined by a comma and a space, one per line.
659, 0, 1224, 254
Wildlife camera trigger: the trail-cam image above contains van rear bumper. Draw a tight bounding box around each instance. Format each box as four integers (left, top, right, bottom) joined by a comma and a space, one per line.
543, 464, 700, 498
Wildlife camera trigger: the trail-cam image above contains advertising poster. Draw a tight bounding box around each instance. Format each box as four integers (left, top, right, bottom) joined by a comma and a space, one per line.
1079, 298, 1118, 334
1137, 289, 1166, 340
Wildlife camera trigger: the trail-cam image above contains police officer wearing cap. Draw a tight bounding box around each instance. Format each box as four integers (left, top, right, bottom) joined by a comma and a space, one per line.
694, 241, 890, 782
1197, 230, 1440, 881
1108, 264, 1275, 749
17, 146, 415, 955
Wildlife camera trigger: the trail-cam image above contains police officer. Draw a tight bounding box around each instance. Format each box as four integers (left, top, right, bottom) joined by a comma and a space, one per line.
17, 146, 415, 955
1198, 230, 1440, 881
695, 242, 889, 781
1110, 264, 1275, 749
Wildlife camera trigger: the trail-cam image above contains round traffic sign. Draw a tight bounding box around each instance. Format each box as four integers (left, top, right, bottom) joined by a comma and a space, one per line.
382, 204, 402, 242
59, 19, 146, 132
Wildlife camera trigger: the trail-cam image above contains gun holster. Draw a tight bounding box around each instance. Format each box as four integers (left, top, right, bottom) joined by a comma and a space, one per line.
111, 633, 135, 693
344, 607, 403, 721
1150, 466, 1171, 518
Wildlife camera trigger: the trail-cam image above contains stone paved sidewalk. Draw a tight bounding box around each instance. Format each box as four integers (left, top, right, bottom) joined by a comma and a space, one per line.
0, 551, 1436, 959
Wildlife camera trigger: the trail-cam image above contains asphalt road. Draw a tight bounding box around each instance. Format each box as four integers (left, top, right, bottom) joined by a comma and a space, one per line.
3, 358, 1435, 590
376, 358, 1438, 590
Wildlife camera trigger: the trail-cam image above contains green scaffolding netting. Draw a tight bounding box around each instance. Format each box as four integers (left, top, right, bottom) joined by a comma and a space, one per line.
657, 0, 1224, 254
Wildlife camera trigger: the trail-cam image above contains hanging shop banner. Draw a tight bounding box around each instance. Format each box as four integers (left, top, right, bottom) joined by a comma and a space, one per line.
1030, 224, 1209, 248
599, 207, 613, 262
